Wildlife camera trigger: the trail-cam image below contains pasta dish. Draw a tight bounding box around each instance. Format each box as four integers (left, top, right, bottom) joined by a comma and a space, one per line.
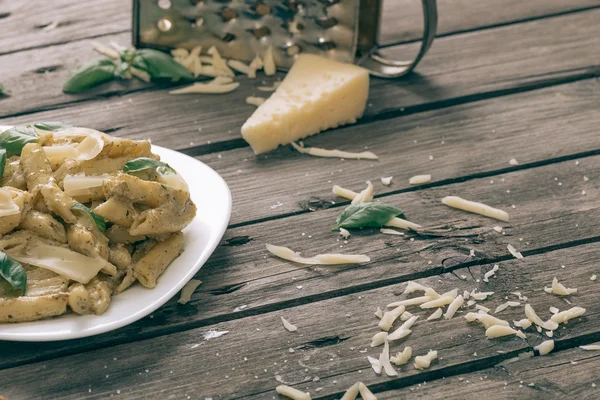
0, 124, 196, 322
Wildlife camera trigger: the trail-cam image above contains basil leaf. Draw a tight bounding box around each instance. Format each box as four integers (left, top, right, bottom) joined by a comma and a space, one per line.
0, 83, 9, 97
63, 58, 117, 93
0, 148, 6, 180
0, 252, 27, 295
33, 122, 73, 132
123, 157, 176, 175
131, 49, 193, 82
334, 202, 404, 230
0, 125, 39, 156
71, 203, 107, 232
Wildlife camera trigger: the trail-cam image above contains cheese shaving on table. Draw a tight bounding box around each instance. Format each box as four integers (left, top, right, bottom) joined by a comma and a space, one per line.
414, 350, 438, 369
421, 294, 455, 309
444, 295, 464, 319
591, 274, 597, 281
257, 82, 280, 92
370, 332, 388, 347
281, 316, 298, 332
352, 181, 374, 204
248, 55, 264, 79
427, 308, 443, 320
400, 311, 413, 321
91, 41, 119, 60
378, 305, 405, 331
266, 244, 370, 265
358, 383, 377, 400
169, 80, 240, 95
339, 228, 351, 239
580, 344, 600, 351
494, 301, 520, 314
171, 48, 189, 58
227, 59, 253, 76
386, 291, 439, 308
381, 176, 393, 186
380, 228, 404, 236
471, 291, 494, 301
177, 279, 202, 304
509, 158, 519, 165
514, 318, 532, 329
374, 307, 383, 319
483, 265, 499, 282
550, 306, 585, 323
379, 340, 398, 376
549, 306, 560, 314
246, 96, 266, 107
388, 315, 418, 341
207, 46, 235, 77
390, 346, 412, 366
291, 142, 378, 160
409, 175, 431, 185
367, 356, 382, 375
263, 45, 276, 76
534, 340, 554, 355
340, 382, 360, 400
507, 244, 524, 259
465, 312, 509, 329
275, 385, 311, 400
332, 185, 359, 200
486, 325, 526, 339
403, 281, 429, 294
525, 304, 559, 330
441, 196, 509, 221
544, 277, 578, 295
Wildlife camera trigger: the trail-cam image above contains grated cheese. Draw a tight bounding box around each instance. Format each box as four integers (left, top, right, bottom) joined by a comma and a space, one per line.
475, 305, 490, 313
444, 295, 464, 319
549, 307, 559, 314
367, 356, 382, 375
591, 274, 597, 281
507, 244, 523, 259
544, 277, 577, 296
580, 344, 600, 351
379, 340, 398, 376
509, 158, 519, 166
263, 45, 276, 76
339, 228, 351, 239
409, 175, 432, 185
390, 346, 412, 366
378, 305, 405, 331
483, 265, 499, 283
266, 244, 370, 265
421, 295, 455, 309
292, 142, 378, 160
370, 332, 388, 347
468, 313, 510, 329
400, 311, 413, 321
380, 228, 404, 236
275, 385, 311, 400
332, 185, 359, 200
414, 350, 438, 370
403, 281, 428, 294
169, 80, 240, 95
550, 306, 585, 324
178, 279, 202, 304
525, 304, 559, 331
534, 340, 554, 356
358, 383, 377, 400
471, 291, 494, 301
171, 48, 189, 58
388, 316, 418, 341
486, 325, 524, 339
248, 54, 264, 78
427, 308, 443, 320
91, 41, 119, 60
493, 226, 503, 233
442, 196, 509, 222
494, 301, 520, 314
281, 316, 298, 332
246, 96, 267, 107
352, 181, 374, 204
384, 217, 422, 231
513, 319, 532, 329
257, 82, 280, 92
227, 59, 253, 76
381, 176, 393, 186
207, 46, 235, 77
340, 382, 360, 400
374, 307, 383, 319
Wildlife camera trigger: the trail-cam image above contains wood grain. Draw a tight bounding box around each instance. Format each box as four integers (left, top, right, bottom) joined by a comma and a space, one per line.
1, 8, 599, 147
376, 346, 600, 399
0, 243, 598, 399
1, 154, 598, 370
0, 0, 129, 55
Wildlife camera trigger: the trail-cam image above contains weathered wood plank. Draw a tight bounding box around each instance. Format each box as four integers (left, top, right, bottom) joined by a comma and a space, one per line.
1, 8, 599, 149
198, 79, 600, 226
0, 154, 598, 370
1, 243, 598, 399
0, 0, 129, 55
376, 346, 600, 399
379, 0, 600, 45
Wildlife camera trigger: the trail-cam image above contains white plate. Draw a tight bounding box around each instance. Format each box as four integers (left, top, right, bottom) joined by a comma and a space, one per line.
0, 128, 231, 341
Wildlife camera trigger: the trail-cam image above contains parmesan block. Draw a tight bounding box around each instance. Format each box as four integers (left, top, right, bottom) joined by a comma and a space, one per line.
241, 54, 369, 154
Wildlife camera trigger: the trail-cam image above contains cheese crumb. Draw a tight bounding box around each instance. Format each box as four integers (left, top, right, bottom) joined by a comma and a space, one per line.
266, 244, 369, 265
513, 318, 532, 329
507, 244, 523, 259
409, 175, 432, 185
534, 340, 555, 356
442, 196, 509, 221
292, 142, 378, 160
339, 228, 351, 239
414, 350, 438, 369
281, 317, 298, 332
379, 340, 398, 376
379, 305, 406, 331
525, 304, 559, 330
381, 176, 393, 186
483, 265, 499, 283
486, 325, 524, 339
367, 356, 382, 375
493, 226, 503, 233
370, 332, 388, 347
263, 45, 276, 76
544, 277, 577, 296
509, 158, 519, 166
550, 306, 585, 323
427, 308, 443, 320
246, 96, 267, 107
275, 385, 311, 400
475, 304, 490, 313
178, 279, 202, 304
444, 295, 464, 319
374, 307, 383, 319
591, 275, 597, 281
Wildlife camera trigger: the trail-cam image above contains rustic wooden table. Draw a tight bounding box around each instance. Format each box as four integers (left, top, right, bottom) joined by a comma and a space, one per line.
1, 1, 600, 399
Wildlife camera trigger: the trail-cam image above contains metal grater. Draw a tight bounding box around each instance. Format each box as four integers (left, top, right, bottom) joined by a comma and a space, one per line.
132, 0, 437, 78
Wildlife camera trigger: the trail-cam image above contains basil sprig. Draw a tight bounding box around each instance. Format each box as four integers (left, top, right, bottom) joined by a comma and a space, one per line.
123, 157, 176, 175
0, 252, 27, 295
0, 125, 39, 156
63, 58, 117, 93
0, 148, 6, 180
127, 49, 193, 81
71, 203, 107, 232
33, 122, 73, 132
0, 83, 9, 97
334, 202, 404, 230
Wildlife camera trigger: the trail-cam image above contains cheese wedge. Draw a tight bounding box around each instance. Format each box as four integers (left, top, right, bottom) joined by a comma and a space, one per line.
241, 54, 369, 154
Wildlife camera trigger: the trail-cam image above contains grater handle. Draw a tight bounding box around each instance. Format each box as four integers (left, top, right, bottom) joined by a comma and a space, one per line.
358, 0, 438, 78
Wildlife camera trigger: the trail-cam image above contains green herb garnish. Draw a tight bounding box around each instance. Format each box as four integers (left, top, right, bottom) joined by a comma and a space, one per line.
63, 58, 117, 93
33, 122, 73, 132
334, 202, 404, 230
0, 83, 10, 97
71, 203, 107, 232
0, 148, 6, 180
123, 157, 176, 175
0, 125, 39, 156
128, 49, 193, 82
0, 252, 26, 295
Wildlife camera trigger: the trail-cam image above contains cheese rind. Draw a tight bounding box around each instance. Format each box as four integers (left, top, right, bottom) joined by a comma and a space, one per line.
241, 54, 369, 154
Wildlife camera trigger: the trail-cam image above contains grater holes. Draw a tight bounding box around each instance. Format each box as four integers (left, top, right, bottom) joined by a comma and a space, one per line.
220, 32, 236, 42
318, 40, 336, 50
188, 0, 203, 4
287, 20, 305, 34
252, 26, 271, 38
286, 44, 301, 56
317, 16, 337, 29
157, 0, 171, 10
286, 0, 306, 13
221, 8, 237, 21
157, 17, 173, 32
255, 3, 271, 16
